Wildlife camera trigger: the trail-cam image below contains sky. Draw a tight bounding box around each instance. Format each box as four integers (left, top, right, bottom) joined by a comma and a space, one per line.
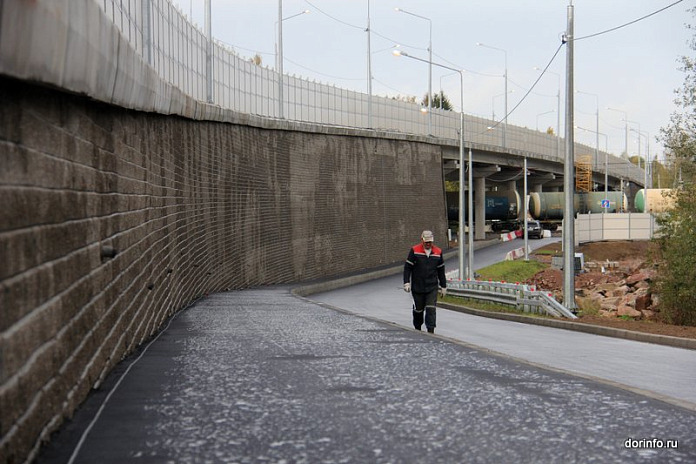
174, 0, 694, 162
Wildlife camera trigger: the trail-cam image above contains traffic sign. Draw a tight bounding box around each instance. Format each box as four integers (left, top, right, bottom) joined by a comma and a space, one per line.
601, 199, 610, 208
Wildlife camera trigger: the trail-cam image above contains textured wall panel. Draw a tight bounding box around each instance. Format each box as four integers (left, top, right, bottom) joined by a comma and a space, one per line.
0, 77, 447, 462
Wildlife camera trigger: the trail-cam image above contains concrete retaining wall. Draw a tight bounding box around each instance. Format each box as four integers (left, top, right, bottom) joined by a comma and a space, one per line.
0, 77, 447, 463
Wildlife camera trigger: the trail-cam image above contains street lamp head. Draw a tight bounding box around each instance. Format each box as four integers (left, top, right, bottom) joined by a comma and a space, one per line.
281, 9, 310, 22
420, 107, 428, 114
392, 49, 403, 57
394, 7, 401, 12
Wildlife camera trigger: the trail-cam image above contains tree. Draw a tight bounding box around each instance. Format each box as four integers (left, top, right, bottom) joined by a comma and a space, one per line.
249, 54, 262, 66
390, 94, 417, 104
628, 155, 645, 167
422, 91, 453, 111
546, 126, 555, 136
654, 7, 696, 325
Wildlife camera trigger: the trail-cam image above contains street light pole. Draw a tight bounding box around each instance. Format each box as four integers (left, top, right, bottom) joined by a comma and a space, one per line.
536, 109, 555, 131
576, 125, 609, 212
607, 107, 628, 158
630, 127, 650, 211
393, 49, 472, 280
276, 5, 310, 119
439, 71, 458, 110
492, 90, 513, 122
395, 8, 432, 135
576, 90, 599, 180
534, 67, 562, 160
477, 42, 508, 147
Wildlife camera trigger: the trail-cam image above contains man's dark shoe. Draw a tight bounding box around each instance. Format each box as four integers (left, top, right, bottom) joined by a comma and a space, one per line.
427, 328, 434, 334
414, 325, 422, 331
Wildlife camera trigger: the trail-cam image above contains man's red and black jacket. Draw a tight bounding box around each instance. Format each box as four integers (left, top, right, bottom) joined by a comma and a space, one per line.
403, 243, 447, 293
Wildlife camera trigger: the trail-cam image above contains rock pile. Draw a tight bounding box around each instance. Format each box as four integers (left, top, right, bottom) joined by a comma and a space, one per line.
576, 267, 658, 320
525, 260, 660, 320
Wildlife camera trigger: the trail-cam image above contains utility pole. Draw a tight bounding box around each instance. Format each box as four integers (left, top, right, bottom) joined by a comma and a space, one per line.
563, 1, 576, 312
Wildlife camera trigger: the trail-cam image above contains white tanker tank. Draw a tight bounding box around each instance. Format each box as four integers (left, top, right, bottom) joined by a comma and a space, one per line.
529, 191, 627, 220
634, 189, 676, 213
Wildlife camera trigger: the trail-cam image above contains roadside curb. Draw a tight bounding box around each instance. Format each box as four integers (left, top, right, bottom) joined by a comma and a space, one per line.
438, 301, 696, 351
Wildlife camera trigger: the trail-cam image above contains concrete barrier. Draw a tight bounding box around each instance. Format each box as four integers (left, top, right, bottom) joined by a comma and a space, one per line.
505, 246, 530, 261
500, 232, 516, 242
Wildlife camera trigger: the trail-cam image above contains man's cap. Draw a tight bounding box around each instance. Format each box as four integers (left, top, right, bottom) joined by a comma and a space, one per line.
421, 230, 434, 242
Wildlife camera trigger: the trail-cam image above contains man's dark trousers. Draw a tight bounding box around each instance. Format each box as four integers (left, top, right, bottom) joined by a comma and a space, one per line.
412, 289, 437, 331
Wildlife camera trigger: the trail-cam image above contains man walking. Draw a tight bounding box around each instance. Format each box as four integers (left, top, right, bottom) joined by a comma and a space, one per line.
403, 230, 447, 334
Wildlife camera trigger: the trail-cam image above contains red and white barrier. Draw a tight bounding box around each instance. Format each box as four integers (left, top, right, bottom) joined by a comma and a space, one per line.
505, 246, 530, 261
500, 231, 516, 242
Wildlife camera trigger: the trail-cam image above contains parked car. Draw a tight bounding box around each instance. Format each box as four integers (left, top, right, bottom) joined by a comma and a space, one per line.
524, 220, 544, 239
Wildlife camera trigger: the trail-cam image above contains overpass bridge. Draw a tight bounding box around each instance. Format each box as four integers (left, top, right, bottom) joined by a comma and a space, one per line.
0, 1, 648, 462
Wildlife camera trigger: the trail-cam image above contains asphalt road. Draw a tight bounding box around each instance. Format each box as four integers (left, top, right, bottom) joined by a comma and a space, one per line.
311, 237, 696, 408
36, 237, 696, 463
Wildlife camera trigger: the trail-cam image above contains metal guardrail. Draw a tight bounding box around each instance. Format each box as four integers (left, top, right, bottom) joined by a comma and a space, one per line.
446, 279, 578, 319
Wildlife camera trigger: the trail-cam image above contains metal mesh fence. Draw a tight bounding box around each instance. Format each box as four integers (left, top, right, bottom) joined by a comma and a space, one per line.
96, 0, 643, 183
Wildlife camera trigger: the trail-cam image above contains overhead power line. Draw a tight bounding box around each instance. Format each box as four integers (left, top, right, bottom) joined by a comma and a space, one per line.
576, 0, 685, 41
303, 0, 363, 30
481, 43, 564, 135
284, 56, 365, 81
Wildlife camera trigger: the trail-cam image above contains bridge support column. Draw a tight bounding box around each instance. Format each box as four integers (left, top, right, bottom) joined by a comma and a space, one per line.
506, 180, 517, 193
532, 183, 543, 193
474, 177, 486, 240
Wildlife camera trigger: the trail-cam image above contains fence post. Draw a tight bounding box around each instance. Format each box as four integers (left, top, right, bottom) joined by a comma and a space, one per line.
205, 0, 213, 103
142, 0, 152, 65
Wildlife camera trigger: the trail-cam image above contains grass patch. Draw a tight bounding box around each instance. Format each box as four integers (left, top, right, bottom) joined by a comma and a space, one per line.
533, 249, 559, 256
476, 260, 548, 283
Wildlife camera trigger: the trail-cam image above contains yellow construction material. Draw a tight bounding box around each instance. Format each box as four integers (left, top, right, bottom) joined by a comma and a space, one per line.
575, 154, 592, 192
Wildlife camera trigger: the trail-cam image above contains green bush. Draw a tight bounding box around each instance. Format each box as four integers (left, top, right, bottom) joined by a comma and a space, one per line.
655, 7, 696, 326
654, 186, 696, 326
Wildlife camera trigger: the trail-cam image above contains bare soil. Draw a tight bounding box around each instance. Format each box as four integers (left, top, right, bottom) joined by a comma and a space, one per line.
527, 240, 696, 341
